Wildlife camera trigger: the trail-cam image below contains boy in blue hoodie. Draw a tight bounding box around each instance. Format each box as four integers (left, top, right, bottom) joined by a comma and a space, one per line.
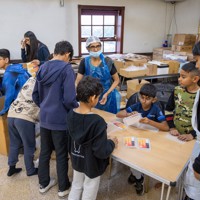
0, 49, 30, 115
32, 41, 78, 198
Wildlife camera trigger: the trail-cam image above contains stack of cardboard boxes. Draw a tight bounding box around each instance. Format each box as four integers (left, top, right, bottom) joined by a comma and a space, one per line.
171, 34, 196, 52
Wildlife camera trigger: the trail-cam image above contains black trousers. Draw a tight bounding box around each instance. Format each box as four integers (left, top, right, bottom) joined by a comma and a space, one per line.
38, 127, 70, 191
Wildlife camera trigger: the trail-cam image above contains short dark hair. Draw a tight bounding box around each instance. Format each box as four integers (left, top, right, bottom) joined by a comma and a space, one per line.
54, 41, 74, 61
182, 62, 200, 77
192, 41, 200, 56
77, 76, 103, 103
0, 49, 10, 61
139, 83, 157, 98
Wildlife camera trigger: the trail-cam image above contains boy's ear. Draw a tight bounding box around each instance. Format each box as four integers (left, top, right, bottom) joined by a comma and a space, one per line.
5, 58, 9, 64
152, 97, 157, 103
193, 75, 200, 83
90, 95, 97, 103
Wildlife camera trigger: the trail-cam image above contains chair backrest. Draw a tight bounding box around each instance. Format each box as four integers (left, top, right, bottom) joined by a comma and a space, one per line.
126, 92, 165, 114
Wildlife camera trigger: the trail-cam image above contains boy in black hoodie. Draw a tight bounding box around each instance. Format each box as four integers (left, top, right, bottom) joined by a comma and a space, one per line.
67, 76, 118, 200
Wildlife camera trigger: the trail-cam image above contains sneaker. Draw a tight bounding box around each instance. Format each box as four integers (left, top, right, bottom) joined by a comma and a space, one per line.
127, 173, 136, 185
135, 176, 144, 196
7, 166, 22, 177
39, 178, 57, 194
58, 188, 70, 198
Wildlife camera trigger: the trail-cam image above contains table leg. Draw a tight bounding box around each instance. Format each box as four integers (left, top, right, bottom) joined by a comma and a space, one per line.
165, 186, 171, 200
144, 175, 149, 193
160, 183, 165, 200
108, 156, 112, 179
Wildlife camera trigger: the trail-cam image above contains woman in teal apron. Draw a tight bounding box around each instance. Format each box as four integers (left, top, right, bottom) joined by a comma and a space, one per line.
76, 36, 120, 114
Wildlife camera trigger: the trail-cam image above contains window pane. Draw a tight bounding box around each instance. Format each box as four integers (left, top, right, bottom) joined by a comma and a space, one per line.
92, 15, 103, 25
104, 41, 116, 52
104, 26, 114, 37
81, 15, 91, 25
81, 42, 88, 54
81, 26, 91, 38
92, 26, 103, 37
104, 15, 115, 25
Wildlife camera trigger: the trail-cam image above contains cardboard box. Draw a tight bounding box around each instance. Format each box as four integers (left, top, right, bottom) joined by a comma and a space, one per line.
172, 45, 193, 52
161, 60, 180, 74
114, 60, 126, 73
119, 66, 148, 78
124, 58, 148, 66
114, 58, 148, 73
0, 97, 9, 156
145, 63, 157, 76
126, 79, 149, 99
173, 34, 196, 46
153, 47, 171, 61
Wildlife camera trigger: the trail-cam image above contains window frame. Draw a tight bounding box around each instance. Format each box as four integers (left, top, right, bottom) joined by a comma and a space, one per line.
78, 5, 125, 56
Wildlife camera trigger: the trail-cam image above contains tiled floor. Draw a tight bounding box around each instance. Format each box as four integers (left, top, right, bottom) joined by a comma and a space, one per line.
0, 154, 180, 200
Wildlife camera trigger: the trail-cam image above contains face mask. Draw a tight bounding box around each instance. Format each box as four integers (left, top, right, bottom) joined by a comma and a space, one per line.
89, 50, 102, 58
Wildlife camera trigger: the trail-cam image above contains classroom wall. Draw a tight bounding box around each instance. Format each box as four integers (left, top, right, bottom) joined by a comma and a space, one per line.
0, 0, 199, 59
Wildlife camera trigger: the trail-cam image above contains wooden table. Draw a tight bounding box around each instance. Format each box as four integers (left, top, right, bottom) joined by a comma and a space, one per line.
93, 108, 195, 200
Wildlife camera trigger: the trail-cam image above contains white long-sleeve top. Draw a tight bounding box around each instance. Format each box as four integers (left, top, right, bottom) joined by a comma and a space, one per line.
8, 77, 39, 123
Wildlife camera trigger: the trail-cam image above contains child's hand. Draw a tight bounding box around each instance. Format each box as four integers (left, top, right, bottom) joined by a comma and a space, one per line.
21, 39, 26, 49
31, 59, 40, 66
139, 117, 149, 124
178, 134, 193, 141
169, 128, 180, 136
111, 136, 118, 148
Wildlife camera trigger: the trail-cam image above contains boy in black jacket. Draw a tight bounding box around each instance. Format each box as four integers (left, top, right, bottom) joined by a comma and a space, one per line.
67, 76, 118, 200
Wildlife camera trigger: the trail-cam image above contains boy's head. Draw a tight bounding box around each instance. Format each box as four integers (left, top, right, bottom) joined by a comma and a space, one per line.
77, 76, 103, 106
179, 62, 200, 88
0, 49, 10, 69
139, 83, 157, 109
54, 41, 74, 62
192, 42, 200, 69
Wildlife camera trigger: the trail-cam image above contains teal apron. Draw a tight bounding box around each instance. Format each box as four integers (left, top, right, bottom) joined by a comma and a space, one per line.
85, 54, 120, 114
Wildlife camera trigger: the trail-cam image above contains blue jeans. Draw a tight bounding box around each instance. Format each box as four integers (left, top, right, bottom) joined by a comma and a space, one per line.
8, 117, 36, 175
38, 127, 70, 191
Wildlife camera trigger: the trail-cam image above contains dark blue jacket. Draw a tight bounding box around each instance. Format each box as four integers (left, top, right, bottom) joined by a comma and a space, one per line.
0, 64, 30, 115
32, 60, 78, 130
21, 42, 50, 65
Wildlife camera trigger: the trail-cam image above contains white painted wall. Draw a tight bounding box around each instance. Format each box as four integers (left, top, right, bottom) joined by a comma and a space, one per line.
0, 0, 199, 59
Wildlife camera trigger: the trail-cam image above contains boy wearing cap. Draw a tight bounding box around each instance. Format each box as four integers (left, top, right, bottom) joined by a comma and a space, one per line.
75, 36, 121, 114
0, 49, 30, 115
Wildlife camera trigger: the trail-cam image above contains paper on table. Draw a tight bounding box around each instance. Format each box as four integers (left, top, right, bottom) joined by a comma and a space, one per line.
107, 121, 127, 134
123, 113, 142, 126
123, 113, 158, 132
165, 133, 185, 144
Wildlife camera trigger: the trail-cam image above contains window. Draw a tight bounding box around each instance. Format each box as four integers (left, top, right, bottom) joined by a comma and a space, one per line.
78, 5, 125, 56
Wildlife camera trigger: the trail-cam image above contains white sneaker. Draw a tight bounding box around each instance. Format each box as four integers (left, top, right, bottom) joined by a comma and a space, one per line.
34, 158, 39, 168
39, 178, 57, 194
58, 188, 70, 198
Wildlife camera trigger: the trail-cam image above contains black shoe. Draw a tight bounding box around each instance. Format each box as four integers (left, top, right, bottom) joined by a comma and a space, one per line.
135, 176, 144, 196
7, 166, 22, 177
128, 173, 136, 185
27, 168, 38, 176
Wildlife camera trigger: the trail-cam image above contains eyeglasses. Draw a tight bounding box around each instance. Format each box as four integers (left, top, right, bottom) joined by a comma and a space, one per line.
89, 45, 101, 50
